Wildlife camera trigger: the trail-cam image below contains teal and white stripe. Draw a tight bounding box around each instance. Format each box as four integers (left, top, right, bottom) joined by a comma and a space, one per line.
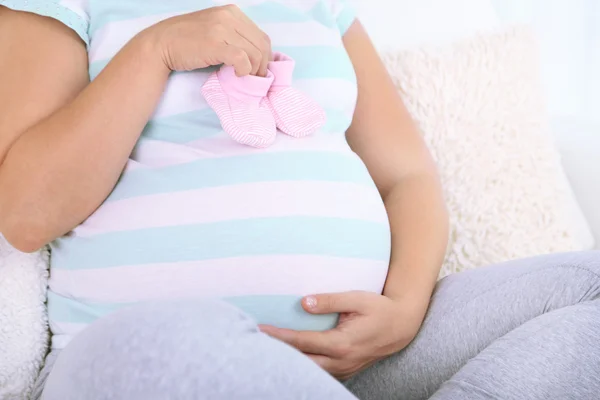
2, 0, 390, 350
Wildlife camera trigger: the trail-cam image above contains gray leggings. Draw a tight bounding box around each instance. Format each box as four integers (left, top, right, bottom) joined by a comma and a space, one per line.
35, 251, 600, 400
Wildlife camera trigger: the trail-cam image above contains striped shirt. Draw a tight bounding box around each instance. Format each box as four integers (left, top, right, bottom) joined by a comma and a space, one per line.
1, 0, 391, 350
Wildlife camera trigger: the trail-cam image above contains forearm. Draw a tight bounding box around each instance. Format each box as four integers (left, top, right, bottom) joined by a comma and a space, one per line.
382, 172, 449, 308
0, 33, 169, 250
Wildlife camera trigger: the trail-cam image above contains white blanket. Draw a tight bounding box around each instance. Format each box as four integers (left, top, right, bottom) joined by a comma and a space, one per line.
0, 236, 49, 400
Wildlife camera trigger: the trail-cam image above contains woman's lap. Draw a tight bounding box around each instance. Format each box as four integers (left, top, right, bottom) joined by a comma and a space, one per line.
37, 300, 356, 400
36, 251, 600, 400
346, 251, 600, 400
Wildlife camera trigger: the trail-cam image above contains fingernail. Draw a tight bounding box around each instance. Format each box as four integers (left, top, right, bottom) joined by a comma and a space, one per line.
304, 296, 318, 309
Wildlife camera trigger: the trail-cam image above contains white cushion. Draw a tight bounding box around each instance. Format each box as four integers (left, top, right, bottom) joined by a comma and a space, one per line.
0, 238, 49, 400
351, 0, 594, 251
349, 0, 501, 50
381, 26, 585, 276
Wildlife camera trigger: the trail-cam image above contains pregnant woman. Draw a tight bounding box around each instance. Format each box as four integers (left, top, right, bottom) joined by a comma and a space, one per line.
0, 1, 599, 399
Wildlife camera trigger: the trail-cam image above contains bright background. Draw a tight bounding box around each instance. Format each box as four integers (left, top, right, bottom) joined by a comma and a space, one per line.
492, 0, 600, 125
350, 0, 600, 246
352, 0, 600, 125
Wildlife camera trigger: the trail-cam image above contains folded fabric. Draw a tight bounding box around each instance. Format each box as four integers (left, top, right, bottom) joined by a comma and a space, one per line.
202, 66, 276, 148
266, 52, 326, 137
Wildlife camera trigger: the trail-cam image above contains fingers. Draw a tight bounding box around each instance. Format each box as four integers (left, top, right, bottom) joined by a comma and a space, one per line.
302, 291, 374, 315
233, 18, 271, 76
218, 44, 253, 76
260, 325, 351, 358
235, 24, 271, 77
223, 32, 263, 76
222, 4, 271, 76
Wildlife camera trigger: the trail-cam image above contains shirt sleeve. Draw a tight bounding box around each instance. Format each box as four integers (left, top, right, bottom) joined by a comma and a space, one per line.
327, 0, 357, 35
0, 0, 90, 46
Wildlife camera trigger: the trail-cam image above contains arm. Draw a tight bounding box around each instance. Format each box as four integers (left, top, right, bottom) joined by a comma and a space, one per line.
0, 7, 169, 252
260, 21, 449, 379
0, 5, 271, 252
344, 21, 449, 308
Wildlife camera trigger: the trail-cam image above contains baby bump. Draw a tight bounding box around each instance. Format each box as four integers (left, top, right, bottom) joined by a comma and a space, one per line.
50, 154, 391, 331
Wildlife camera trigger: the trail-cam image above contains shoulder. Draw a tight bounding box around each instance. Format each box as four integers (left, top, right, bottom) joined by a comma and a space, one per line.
0, 0, 90, 46
319, 0, 357, 35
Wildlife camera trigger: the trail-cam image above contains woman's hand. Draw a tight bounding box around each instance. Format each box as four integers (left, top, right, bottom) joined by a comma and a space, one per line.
144, 4, 271, 76
260, 291, 429, 380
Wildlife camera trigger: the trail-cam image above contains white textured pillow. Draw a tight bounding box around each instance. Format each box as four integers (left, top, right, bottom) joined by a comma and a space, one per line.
382, 26, 584, 277
0, 237, 49, 400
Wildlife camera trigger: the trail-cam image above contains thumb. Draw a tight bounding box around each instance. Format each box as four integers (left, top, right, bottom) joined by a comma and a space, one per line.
301, 291, 371, 315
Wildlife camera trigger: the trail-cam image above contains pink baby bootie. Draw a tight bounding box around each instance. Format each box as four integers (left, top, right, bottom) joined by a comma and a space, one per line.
202, 66, 276, 148
266, 52, 326, 137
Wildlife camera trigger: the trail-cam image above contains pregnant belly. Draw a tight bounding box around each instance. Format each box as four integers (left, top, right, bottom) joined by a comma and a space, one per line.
51, 175, 391, 331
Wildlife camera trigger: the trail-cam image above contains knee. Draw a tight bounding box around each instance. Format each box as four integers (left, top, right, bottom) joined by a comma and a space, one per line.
562, 251, 600, 298
569, 251, 600, 275
542, 251, 600, 296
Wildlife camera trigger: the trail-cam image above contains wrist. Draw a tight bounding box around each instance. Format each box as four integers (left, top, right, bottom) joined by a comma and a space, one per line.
383, 265, 437, 311
130, 27, 172, 76
387, 292, 430, 321
386, 288, 431, 343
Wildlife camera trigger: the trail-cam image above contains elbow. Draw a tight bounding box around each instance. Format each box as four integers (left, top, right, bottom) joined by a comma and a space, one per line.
0, 211, 49, 253
2, 225, 48, 253
0, 184, 51, 252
